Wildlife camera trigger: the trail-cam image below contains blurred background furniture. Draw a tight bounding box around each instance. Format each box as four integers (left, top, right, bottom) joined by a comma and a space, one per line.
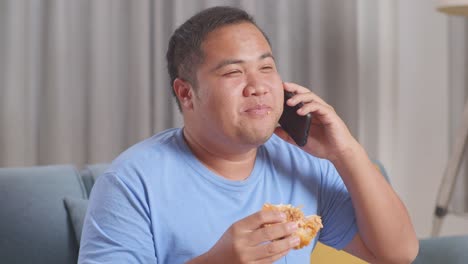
0, 164, 107, 263
0, 165, 87, 263
413, 235, 468, 264
432, 0, 468, 237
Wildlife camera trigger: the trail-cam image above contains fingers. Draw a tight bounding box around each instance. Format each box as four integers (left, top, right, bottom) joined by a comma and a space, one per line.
283, 82, 328, 105
252, 248, 291, 264
248, 236, 299, 263
236, 210, 286, 231
296, 100, 332, 118
283, 82, 335, 124
221, 211, 298, 264
283, 81, 309, 94
247, 222, 298, 246
287, 93, 332, 112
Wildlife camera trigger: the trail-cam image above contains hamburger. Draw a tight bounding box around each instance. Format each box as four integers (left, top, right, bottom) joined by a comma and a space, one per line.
262, 203, 323, 249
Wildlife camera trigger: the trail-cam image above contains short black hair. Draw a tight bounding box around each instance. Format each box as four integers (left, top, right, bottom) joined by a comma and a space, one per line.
166, 6, 271, 109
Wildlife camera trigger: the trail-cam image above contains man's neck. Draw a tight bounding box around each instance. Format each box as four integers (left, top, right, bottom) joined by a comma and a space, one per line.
182, 129, 258, 181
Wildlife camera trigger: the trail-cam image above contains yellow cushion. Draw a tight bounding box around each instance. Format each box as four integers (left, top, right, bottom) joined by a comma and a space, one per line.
310, 242, 368, 263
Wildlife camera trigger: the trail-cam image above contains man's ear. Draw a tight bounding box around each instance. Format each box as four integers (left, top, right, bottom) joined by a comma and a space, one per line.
173, 78, 194, 110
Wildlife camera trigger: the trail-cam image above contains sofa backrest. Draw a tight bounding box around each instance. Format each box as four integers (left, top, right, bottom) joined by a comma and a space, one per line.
80, 163, 109, 197
0, 165, 87, 264
413, 235, 468, 263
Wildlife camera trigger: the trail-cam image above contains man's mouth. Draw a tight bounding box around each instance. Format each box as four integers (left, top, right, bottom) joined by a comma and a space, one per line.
244, 104, 273, 116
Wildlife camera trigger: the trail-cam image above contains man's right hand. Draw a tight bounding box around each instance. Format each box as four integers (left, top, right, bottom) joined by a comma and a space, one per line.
188, 210, 300, 264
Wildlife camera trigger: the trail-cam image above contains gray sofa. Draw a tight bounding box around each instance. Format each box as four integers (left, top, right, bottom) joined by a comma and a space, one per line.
0, 163, 468, 264
0, 164, 107, 264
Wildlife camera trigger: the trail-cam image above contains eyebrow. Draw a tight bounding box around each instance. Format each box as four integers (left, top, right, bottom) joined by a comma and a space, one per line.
210, 52, 275, 72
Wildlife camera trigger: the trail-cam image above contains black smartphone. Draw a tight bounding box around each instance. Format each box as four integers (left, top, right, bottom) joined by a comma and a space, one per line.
278, 91, 312, 146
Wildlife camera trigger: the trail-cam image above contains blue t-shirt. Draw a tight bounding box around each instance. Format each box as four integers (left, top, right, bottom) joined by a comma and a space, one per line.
78, 128, 357, 264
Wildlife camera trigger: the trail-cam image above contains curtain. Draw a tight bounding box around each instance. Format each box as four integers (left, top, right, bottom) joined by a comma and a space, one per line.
0, 0, 359, 167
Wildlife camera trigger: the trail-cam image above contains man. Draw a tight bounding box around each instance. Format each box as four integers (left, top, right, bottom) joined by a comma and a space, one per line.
79, 6, 418, 264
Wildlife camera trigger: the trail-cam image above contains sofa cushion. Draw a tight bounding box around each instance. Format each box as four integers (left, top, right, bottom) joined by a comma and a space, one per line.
0, 165, 87, 264
64, 197, 89, 246
81, 163, 109, 197
413, 235, 468, 264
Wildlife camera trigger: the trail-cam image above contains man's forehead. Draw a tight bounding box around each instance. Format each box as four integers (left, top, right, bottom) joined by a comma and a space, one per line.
200, 23, 273, 62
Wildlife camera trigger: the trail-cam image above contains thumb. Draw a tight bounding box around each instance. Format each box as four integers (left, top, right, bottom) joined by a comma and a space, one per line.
274, 127, 296, 145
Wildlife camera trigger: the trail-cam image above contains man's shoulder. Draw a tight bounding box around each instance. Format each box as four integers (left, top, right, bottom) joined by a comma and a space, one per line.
108, 128, 184, 173
123, 127, 180, 155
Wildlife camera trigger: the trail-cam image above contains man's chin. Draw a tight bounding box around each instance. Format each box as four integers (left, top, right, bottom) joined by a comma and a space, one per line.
236, 119, 279, 146
241, 129, 275, 146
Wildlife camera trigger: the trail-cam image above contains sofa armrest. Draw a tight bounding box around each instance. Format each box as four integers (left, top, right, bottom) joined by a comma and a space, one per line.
413, 235, 468, 264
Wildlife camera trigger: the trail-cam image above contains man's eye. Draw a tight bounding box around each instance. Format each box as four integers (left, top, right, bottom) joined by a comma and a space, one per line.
223, 70, 242, 76
261, 66, 274, 71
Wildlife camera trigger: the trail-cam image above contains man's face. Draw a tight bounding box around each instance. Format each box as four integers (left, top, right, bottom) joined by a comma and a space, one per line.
186, 22, 283, 149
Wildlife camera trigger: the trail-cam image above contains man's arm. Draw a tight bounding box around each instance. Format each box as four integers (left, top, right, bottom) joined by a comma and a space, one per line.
275, 82, 418, 264
335, 143, 418, 263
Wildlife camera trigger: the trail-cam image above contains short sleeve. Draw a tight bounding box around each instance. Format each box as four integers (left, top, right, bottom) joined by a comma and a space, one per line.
78, 172, 157, 263
317, 160, 358, 250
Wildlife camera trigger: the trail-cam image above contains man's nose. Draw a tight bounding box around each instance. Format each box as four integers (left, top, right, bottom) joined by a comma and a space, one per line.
243, 74, 269, 97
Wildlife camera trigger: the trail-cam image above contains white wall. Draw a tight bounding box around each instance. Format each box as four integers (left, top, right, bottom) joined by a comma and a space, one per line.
358, 0, 468, 238
395, 0, 451, 238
